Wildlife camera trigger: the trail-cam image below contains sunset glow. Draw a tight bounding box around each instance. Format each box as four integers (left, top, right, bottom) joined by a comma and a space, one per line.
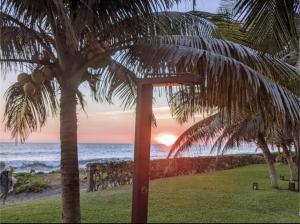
155, 133, 177, 146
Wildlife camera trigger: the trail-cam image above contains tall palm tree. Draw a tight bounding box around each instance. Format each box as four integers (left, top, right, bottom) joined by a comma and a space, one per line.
2, 1, 213, 222
270, 132, 298, 181
282, 144, 298, 181
168, 112, 300, 188
167, 0, 300, 188
1, 0, 300, 222
220, 0, 300, 54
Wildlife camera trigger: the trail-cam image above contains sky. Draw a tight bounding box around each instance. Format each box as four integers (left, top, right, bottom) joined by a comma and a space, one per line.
0, 0, 221, 144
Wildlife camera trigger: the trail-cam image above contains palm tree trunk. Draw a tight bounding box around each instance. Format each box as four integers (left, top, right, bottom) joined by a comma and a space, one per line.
60, 84, 80, 223
293, 133, 300, 192
282, 145, 297, 181
257, 133, 279, 188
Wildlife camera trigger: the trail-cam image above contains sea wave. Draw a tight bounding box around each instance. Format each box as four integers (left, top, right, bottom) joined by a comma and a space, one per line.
2, 157, 135, 173
3, 160, 60, 173
0, 142, 258, 173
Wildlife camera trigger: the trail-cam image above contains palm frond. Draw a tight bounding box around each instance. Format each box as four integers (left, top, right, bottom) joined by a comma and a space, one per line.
93, 60, 137, 109
0, 24, 54, 71
191, 10, 253, 47
3, 81, 58, 142
130, 36, 300, 93
101, 11, 217, 47
81, 71, 100, 102
170, 109, 300, 158
76, 89, 87, 113
168, 112, 224, 158
226, 0, 300, 52
211, 120, 243, 155
120, 37, 300, 125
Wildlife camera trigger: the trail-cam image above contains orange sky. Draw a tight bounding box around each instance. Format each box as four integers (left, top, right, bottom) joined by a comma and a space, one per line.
0, 1, 220, 144
0, 73, 203, 143
0, 100, 201, 144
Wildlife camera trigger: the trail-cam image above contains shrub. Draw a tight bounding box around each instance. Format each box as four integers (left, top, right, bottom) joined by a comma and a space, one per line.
87, 154, 266, 191
275, 153, 287, 164
14, 173, 50, 194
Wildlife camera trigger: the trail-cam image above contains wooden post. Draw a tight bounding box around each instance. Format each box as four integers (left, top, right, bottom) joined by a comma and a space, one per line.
130, 74, 201, 223
131, 84, 153, 223
295, 134, 300, 192
86, 164, 95, 192
296, 152, 300, 192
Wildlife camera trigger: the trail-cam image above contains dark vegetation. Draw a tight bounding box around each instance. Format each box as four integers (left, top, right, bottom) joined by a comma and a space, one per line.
14, 173, 50, 194
87, 154, 265, 191
12, 154, 266, 194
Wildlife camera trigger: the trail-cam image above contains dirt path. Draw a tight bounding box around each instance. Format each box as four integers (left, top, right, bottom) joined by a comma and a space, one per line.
1, 182, 87, 205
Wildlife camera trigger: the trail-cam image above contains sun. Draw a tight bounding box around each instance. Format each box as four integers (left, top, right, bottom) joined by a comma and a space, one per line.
155, 133, 177, 146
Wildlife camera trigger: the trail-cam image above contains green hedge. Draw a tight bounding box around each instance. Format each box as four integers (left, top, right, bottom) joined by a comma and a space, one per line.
14, 173, 50, 194
88, 154, 266, 191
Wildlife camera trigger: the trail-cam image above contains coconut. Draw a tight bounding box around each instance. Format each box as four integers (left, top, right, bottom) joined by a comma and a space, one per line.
41, 50, 51, 62
23, 82, 36, 97
94, 42, 106, 54
32, 53, 43, 62
41, 66, 54, 81
17, 73, 31, 85
100, 41, 109, 50
89, 55, 111, 69
31, 69, 46, 85
87, 51, 95, 60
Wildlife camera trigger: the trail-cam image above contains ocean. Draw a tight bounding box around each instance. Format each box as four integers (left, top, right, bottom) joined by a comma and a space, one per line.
0, 142, 258, 173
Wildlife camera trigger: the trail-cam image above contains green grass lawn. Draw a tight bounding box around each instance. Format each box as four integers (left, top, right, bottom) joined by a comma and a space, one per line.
0, 164, 299, 223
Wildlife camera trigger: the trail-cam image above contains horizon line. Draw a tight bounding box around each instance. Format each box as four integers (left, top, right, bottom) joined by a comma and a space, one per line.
0, 140, 168, 145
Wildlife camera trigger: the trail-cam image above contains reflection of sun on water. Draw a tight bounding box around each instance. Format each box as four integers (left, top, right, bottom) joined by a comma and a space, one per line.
155, 133, 177, 147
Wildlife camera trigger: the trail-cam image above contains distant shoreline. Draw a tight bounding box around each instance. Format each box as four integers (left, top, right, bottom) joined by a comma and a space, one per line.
3, 152, 262, 174
0, 141, 260, 173
0, 141, 164, 145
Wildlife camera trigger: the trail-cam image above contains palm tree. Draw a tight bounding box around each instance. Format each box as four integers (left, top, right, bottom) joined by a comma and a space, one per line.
1, 0, 300, 222
282, 145, 298, 181
168, 112, 300, 188
168, 0, 300, 188
2, 1, 213, 222
220, 0, 299, 54
271, 132, 298, 181
228, 0, 300, 169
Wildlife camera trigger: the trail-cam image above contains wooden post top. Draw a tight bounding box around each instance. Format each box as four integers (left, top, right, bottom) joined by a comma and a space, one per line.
137, 73, 201, 86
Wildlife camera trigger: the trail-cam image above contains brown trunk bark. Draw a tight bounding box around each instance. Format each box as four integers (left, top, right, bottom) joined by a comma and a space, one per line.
282, 145, 297, 181
294, 133, 300, 192
257, 133, 279, 189
60, 84, 80, 223
131, 84, 153, 223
